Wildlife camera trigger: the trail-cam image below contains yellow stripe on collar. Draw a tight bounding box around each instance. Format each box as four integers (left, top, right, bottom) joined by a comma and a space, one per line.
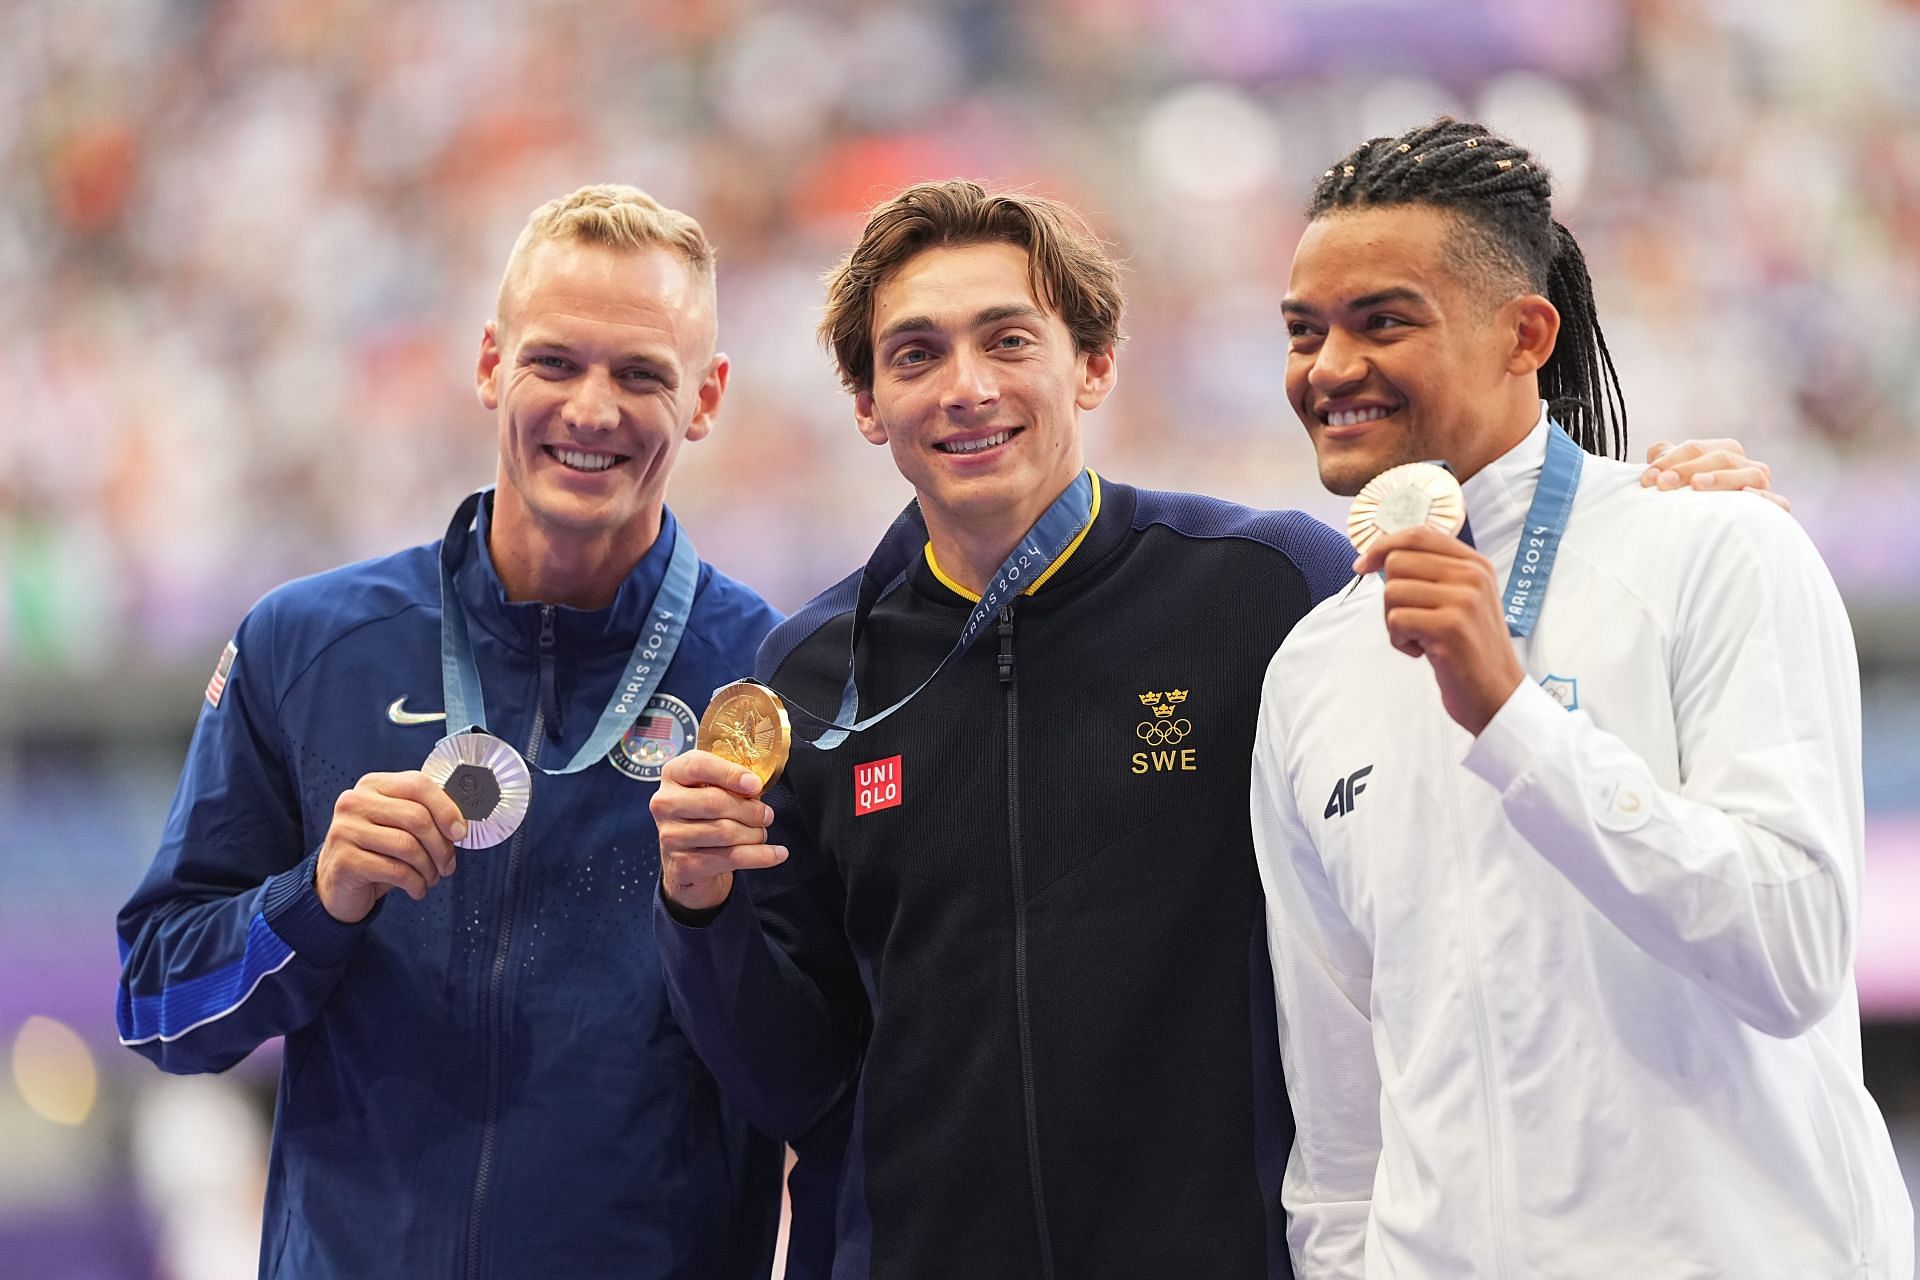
923, 472, 1103, 603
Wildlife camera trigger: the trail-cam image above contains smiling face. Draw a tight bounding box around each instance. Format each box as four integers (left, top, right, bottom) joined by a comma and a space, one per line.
1283, 203, 1556, 495
477, 238, 725, 588
855, 240, 1115, 555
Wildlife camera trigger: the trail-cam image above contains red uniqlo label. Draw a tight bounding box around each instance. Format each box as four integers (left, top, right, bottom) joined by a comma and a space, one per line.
854, 756, 903, 816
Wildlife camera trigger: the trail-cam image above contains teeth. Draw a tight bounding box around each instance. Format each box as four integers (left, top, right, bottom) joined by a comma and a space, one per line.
1327, 406, 1395, 427
553, 448, 618, 472
942, 430, 1012, 455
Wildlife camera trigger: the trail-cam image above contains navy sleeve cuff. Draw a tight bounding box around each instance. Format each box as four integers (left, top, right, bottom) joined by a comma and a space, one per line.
657, 880, 730, 929
259, 850, 368, 969
653, 882, 756, 991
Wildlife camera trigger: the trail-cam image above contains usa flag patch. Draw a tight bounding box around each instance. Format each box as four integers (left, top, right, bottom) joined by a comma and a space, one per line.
205, 641, 238, 708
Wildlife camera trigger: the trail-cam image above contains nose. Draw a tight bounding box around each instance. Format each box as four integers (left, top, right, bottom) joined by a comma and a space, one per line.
1307, 328, 1368, 398
563, 369, 620, 433
939, 346, 999, 416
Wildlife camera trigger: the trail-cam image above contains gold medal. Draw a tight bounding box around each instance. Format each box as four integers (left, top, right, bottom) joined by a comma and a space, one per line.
1347, 461, 1466, 554
697, 680, 792, 788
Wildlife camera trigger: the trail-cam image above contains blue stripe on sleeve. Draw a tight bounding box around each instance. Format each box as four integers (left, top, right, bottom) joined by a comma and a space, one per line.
117, 913, 297, 1045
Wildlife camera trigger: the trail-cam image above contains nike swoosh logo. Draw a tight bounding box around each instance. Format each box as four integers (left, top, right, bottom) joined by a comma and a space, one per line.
387, 697, 447, 726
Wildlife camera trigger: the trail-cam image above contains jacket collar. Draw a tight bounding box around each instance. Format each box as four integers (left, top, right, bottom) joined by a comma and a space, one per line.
452, 489, 685, 657
907, 472, 1134, 609
1459, 402, 1551, 556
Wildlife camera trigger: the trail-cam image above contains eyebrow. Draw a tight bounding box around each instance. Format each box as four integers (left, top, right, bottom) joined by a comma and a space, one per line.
1282, 286, 1431, 317
520, 338, 678, 372
875, 303, 1048, 348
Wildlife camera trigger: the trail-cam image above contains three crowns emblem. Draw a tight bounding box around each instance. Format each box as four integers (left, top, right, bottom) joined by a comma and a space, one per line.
1137, 690, 1189, 718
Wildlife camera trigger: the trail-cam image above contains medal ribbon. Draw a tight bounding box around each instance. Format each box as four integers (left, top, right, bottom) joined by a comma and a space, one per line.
796, 469, 1097, 751
1500, 423, 1584, 638
437, 488, 700, 775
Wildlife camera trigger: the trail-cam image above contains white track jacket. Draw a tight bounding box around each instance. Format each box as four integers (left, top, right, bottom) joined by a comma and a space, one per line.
1252, 414, 1913, 1279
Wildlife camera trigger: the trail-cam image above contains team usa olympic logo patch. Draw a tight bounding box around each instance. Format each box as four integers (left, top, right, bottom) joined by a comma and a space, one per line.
608, 693, 698, 782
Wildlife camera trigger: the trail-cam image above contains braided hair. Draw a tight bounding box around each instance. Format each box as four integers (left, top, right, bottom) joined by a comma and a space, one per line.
1308, 118, 1627, 460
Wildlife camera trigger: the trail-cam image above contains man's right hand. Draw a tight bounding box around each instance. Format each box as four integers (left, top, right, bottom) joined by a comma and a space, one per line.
652, 749, 788, 915
316, 772, 468, 923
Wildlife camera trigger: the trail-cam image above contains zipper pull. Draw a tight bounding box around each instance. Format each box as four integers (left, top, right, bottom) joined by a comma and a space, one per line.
996, 605, 1015, 687
538, 605, 562, 742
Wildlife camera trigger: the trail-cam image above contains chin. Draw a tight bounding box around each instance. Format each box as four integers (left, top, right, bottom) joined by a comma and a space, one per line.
1312, 434, 1423, 500
527, 487, 633, 534
1313, 455, 1378, 499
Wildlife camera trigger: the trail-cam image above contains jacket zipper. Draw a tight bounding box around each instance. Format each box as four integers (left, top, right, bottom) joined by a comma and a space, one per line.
1444, 769, 1514, 1279
462, 605, 554, 1280
999, 604, 1057, 1280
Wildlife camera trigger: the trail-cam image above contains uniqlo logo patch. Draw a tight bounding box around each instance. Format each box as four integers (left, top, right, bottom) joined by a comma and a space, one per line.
854, 756, 902, 816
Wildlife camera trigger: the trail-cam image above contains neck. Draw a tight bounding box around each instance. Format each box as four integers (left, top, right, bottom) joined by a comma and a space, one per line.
1450, 396, 1543, 483
488, 495, 662, 611
921, 474, 1079, 597
922, 515, 1024, 598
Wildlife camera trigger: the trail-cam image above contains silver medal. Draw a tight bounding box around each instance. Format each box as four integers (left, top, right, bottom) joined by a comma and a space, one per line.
422, 731, 532, 849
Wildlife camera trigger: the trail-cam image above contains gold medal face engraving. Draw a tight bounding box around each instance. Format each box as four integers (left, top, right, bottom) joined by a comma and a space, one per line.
1347, 462, 1467, 554
696, 680, 792, 788
422, 731, 532, 849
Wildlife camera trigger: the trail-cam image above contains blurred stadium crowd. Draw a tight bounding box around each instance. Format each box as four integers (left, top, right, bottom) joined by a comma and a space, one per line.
1, 0, 1917, 1275
4, 0, 1920, 672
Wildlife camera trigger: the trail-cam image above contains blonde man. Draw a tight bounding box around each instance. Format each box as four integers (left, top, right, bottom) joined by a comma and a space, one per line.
118, 186, 794, 1279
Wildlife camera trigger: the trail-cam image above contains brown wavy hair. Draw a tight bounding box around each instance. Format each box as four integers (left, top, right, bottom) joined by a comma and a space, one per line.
819, 179, 1126, 393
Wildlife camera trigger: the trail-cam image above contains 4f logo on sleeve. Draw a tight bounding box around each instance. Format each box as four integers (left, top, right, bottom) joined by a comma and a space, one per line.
1324, 764, 1374, 819
854, 755, 903, 816
204, 641, 238, 708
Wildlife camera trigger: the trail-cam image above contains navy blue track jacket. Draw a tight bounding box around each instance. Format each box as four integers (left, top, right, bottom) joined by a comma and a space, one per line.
116, 493, 795, 1279
657, 479, 1352, 1280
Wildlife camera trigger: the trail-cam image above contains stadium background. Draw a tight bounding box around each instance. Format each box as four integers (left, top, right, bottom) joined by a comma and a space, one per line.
2, 0, 1917, 1273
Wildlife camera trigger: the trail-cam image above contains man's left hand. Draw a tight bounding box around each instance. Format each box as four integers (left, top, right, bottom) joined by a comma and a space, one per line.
1642, 438, 1788, 512
1353, 527, 1525, 736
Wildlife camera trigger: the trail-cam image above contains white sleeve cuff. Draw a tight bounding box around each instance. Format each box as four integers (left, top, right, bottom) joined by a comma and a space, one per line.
1463, 677, 1575, 792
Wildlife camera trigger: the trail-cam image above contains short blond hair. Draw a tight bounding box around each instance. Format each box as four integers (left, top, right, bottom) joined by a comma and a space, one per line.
820, 180, 1126, 394
497, 183, 717, 319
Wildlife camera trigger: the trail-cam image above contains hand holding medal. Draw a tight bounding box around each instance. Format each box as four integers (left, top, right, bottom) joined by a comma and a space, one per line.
315, 770, 472, 924
651, 681, 794, 917
1347, 461, 1524, 737
421, 731, 533, 848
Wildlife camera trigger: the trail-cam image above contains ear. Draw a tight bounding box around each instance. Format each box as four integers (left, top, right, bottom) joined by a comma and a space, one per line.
1075, 345, 1118, 411
476, 322, 503, 411
1506, 294, 1561, 377
684, 353, 728, 444
854, 387, 889, 446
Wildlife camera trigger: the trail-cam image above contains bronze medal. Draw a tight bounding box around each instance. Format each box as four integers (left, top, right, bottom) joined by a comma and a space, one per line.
1347, 461, 1467, 554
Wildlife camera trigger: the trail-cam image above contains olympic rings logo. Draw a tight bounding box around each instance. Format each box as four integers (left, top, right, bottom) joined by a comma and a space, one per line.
1135, 718, 1192, 746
